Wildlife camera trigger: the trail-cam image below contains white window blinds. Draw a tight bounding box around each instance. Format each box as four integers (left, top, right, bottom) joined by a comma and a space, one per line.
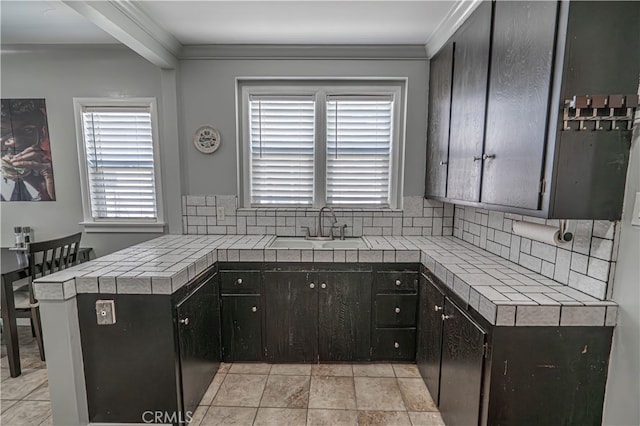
326, 96, 393, 205
249, 96, 316, 205
81, 107, 158, 219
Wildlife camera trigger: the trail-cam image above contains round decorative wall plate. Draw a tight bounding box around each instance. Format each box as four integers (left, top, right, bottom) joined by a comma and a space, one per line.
193, 126, 221, 154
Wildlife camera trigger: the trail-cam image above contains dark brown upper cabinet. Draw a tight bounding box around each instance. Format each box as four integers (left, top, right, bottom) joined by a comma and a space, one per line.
425, 42, 454, 198
481, 1, 557, 209
425, 0, 640, 219
446, 1, 492, 203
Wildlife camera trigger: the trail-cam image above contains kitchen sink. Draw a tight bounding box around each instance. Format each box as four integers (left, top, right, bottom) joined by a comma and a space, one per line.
268, 237, 368, 249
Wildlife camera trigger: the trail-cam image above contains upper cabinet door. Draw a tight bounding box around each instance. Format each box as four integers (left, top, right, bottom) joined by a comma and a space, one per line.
446, 1, 492, 202
481, 1, 558, 209
425, 42, 454, 198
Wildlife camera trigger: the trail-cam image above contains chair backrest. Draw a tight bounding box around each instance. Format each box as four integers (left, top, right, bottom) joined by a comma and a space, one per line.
28, 232, 83, 279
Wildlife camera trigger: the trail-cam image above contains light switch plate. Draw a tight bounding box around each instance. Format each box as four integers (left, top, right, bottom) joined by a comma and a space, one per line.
632, 192, 640, 227
96, 300, 116, 325
216, 206, 225, 220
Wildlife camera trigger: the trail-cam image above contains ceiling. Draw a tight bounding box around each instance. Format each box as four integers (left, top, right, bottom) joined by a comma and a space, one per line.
0, 1, 117, 44
1, 1, 457, 46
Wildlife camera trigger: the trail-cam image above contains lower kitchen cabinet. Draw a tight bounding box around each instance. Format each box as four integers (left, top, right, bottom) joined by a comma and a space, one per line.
416, 274, 445, 404
220, 264, 263, 361
417, 274, 487, 425
220, 295, 263, 361
264, 270, 318, 362
439, 297, 486, 426
318, 270, 372, 361
263, 266, 372, 362
418, 269, 614, 426
175, 274, 221, 417
76, 267, 220, 425
372, 266, 418, 361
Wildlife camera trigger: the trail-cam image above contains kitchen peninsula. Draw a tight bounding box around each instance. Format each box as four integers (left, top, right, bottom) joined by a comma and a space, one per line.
34, 234, 614, 426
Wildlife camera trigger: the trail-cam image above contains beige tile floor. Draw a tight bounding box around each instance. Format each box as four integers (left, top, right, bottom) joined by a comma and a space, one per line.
1, 327, 445, 425
1, 326, 51, 426
197, 362, 445, 426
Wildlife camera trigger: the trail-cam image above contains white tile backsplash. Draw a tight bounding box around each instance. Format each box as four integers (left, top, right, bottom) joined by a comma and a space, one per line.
182, 195, 455, 238
454, 205, 618, 300
180, 196, 618, 302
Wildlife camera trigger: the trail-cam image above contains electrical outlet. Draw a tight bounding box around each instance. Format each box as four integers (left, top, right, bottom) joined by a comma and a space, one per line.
217, 206, 225, 220
632, 192, 640, 227
96, 300, 116, 325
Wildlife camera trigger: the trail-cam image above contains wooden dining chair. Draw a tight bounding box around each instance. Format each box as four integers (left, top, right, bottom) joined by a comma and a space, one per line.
1, 232, 83, 377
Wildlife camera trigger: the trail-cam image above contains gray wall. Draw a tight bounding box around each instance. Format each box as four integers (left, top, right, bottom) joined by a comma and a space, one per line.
602, 115, 640, 425
0, 46, 169, 256
178, 59, 428, 197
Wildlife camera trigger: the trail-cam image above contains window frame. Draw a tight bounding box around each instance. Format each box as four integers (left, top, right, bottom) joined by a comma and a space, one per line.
73, 97, 165, 233
238, 80, 405, 209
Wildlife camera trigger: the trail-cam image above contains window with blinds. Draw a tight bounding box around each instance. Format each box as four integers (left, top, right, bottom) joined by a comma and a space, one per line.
241, 83, 402, 208
249, 96, 316, 205
326, 96, 393, 205
80, 107, 158, 219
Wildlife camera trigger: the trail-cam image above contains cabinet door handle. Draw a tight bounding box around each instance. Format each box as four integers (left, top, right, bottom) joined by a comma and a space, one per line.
442, 314, 451, 321
395, 279, 401, 286
251, 306, 257, 313
483, 153, 496, 160
395, 307, 401, 314
434, 305, 443, 312
321, 283, 327, 289
394, 341, 400, 349
180, 318, 190, 325
439, 160, 448, 166
473, 156, 482, 162
309, 283, 315, 289
236, 278, 243, 285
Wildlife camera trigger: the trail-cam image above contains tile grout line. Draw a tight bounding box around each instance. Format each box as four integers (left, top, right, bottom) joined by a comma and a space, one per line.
252, 364, 271, 425
304, 368, 312, 426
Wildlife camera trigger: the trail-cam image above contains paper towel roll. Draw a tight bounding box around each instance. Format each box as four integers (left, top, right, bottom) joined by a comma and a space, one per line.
512, 221, 569, 246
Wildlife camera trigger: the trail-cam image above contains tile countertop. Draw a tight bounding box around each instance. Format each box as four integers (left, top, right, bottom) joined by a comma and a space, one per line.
33, 234, 617, 327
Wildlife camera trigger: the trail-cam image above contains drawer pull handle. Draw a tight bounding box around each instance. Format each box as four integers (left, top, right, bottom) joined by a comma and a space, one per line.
321, 283, 327, 289
442, 314, 451, 321
434, 305, 443, 312
395, 307, 401, 314
395, 279, 401, 286
483, 153, 496, 160
310, 283, 315, 289
394, 342, 400, 349
180, 318, 190, 325
439, 160, 447, 166
251, 306, 257, 313
236, 278, 243, 285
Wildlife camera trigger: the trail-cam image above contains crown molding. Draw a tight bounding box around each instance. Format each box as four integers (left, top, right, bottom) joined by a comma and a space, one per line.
0, 44, 128, 54
425, 0, 483, 58
180, 44, 428, 60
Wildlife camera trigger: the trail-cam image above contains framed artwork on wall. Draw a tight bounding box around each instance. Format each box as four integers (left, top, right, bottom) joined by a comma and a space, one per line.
1, 98, 56, 201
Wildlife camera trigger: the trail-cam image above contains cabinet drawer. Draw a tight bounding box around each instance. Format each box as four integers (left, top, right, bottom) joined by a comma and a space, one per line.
372, 328, 416, 361
374, 272, 418, 293
375, 294, 417, 327
220, 271, 261, 294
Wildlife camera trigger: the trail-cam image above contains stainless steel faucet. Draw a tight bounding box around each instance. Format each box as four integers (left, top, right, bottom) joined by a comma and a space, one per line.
318, 206, 337, 239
